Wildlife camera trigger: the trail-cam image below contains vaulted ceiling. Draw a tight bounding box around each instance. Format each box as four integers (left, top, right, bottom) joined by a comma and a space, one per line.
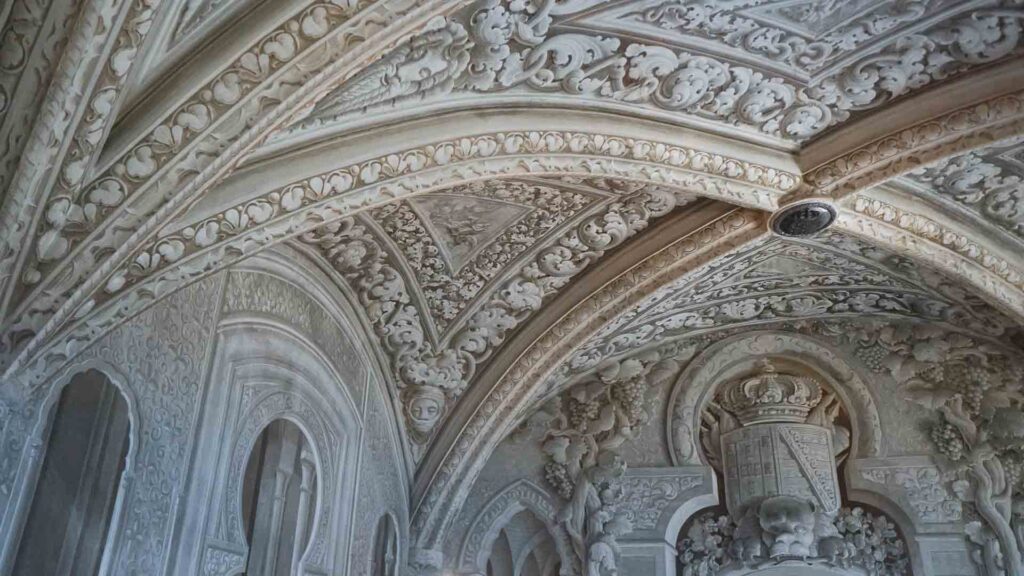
1, 0, 1023, 548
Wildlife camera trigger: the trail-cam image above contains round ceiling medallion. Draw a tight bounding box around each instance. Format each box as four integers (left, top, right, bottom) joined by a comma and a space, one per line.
770, 202, 837, 237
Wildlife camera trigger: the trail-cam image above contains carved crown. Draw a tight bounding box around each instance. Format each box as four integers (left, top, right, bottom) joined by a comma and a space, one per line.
718, 359, 823, 425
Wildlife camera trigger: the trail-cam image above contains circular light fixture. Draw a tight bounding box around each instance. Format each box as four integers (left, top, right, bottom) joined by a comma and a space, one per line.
770, 202, 836, 237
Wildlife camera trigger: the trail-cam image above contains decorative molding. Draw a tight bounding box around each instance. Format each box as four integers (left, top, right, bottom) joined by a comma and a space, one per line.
6, 126, 795, 409
213, 387, 338, 571
801, 91, 1024, 200
663, 331, 883, 470
845, 195, 1024, 318
618, 468, 703, 532
222, 269, 369, 406
411, 223, 1023, 556
458, 478, 568, 574
0, 0, 138, 310
300, 0, 1024, 145
199, 542, 246, 576
902, 135, 1024, 241
116, 132, 791, 299
859, 464, 962, 524
568, 232, 1015, 375
0, 0, 436, 373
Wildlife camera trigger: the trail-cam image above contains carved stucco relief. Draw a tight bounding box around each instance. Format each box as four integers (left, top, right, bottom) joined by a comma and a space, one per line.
299, 0, 1024, 143
901, 135, 1024, 242
4, 127, 793, 388
349, 376, 409, 575
411, 219, 1024, 560
566, 231, 1017, 376
68, 274, 224, 573
617, 468, 703, 533
0, 273, 224, 573
457, 478, 570, 574
0, 0, 435, 365
857, 461, 963, 525
410, 209, 765, 554
222, 269, 368, 407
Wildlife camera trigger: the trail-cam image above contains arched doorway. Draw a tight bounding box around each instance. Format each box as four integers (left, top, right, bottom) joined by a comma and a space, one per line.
11, 369, 132, 576
241, 419, 318, 576
371, 514, 398, 576
485, 509, 562, 576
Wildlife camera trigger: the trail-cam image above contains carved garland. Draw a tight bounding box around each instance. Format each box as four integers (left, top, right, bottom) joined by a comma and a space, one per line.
801, 91, 1024, 200
0, 0, 136, 305
8, 132, 794, 385
297, 187, 690, 444
0, 0, 439, 367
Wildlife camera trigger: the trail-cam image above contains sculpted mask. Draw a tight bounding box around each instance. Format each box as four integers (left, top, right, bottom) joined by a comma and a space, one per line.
405, 385, 446, 436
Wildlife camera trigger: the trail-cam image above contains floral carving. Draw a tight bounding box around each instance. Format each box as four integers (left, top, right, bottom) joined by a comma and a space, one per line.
679, 506, 911, 576
568, 232, 1016, 374
860, 465, 962, 523
903, 136, 1024, 240
624, 0, 930, 75
297, 184, 690, 444
899, 351, 1024, 576
300, 0, 1024, 143
540, 353, 682, 576
618, 471, 703, 531
369, 179, 594, 332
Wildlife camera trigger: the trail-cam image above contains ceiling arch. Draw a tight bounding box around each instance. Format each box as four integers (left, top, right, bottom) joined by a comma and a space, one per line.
1, 1, 1024, 568
407, 224, 1023, 561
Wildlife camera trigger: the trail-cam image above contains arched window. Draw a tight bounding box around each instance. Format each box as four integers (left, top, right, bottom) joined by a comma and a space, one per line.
241, 419, 317, 576
485, 510, 561, 576
12, 369, 131, 576
371, 514, 398, 576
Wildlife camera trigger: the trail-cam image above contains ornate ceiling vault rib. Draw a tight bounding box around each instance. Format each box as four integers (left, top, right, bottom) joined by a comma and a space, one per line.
287, 0, 1024, 146
798, 90, 1024, 202
0, 0, 143, 317
902, 135, 1024, 242
841, 197, 1024, 319
297, 180, 695, 450
0, 0, 82, 200
0, 0, 452, 374
2, 2, 1024, 572
5, 0, 377, 310
4, 128, 797, 385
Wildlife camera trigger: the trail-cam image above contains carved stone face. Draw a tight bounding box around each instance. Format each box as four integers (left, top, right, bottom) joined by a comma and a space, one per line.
406, 386, 445, 435
758, 496, 816, 558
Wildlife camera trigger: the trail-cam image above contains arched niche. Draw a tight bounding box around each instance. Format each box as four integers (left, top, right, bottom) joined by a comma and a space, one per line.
371, 513, 399, 576
458, 479, 571, 576
484, 509, 561, 576
240, 418, 318, 576
666, 331, 883, 468
191, 322, 361, 576
6, 364, 138, 576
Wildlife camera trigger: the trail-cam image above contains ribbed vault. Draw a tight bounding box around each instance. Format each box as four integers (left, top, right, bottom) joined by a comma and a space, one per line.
1, 1, 1023, 573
